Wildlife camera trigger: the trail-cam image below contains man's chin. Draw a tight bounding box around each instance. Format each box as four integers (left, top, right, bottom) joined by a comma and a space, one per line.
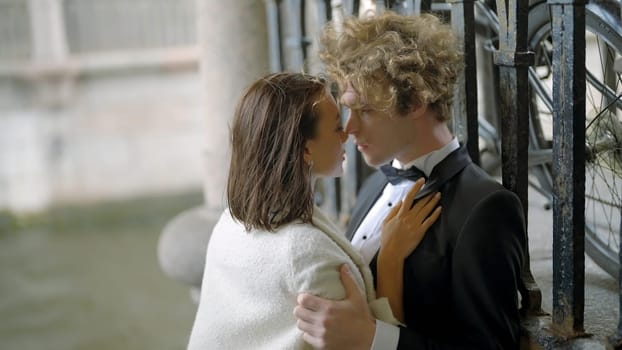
361, 155, 386, 168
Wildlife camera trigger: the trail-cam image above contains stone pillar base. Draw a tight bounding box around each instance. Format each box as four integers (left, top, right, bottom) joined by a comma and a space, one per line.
157, 205, 220, 302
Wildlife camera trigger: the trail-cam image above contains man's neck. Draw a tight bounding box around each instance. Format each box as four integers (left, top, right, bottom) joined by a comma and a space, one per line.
396, 123, 453, 165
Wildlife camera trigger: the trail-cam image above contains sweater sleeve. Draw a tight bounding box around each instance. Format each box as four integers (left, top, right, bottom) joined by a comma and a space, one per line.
286, 225, 366, 300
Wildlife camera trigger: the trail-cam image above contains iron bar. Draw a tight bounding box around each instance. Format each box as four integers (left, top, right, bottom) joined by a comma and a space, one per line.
548, 0, 587, 335
493, 0, 541, 314
449, 0, 479, 166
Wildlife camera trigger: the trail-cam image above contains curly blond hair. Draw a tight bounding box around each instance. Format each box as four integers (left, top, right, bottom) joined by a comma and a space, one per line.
319, 12, 464, 121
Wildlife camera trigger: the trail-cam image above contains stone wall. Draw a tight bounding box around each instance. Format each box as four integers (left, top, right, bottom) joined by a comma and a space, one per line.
0, 68, 204, 213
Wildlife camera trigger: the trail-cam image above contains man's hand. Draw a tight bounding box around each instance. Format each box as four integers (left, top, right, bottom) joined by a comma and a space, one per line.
294, 264, 376, 349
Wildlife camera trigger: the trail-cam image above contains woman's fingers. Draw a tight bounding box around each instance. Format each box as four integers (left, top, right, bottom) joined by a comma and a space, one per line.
414, 192, 441, 220
420, 206, 442, 232
383, 200, 402, 225
400, 178, 425, 215
409, 192, 438, 218
411, 193, 432, 213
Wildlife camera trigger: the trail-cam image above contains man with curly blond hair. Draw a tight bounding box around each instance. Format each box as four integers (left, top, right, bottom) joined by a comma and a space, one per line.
294, 12, 525, 350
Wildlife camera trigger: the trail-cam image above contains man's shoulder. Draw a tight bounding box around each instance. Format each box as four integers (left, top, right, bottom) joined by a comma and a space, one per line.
451, 163, 521, 207
455, 163, 503, 189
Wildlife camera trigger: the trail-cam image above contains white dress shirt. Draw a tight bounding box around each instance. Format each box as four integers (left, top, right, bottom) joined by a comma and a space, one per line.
354, 138, 460, 350
351, 138, 460, 264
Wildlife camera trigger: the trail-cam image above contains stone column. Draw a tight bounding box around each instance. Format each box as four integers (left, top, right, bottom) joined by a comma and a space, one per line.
28, 0, 74, 106
199, 0, 269, 210
29, 0, 68, 61
158, 0, 269, 302
4, 0, 69, 214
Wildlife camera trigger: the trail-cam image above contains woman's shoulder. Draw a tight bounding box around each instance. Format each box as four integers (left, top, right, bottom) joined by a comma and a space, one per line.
214, 208, 236, 228
280, 220, 332, 246
213, 207, 348, 259
283, 222, 355, 276
282, 209, 345, 246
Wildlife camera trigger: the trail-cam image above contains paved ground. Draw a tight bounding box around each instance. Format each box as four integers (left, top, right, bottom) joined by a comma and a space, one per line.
525, 185, 619, 344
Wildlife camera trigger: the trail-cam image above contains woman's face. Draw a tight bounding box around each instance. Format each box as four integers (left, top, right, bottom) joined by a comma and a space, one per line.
305, 92, 348, 178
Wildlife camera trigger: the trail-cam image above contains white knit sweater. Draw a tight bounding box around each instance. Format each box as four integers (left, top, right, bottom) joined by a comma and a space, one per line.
187, 206, 397, 350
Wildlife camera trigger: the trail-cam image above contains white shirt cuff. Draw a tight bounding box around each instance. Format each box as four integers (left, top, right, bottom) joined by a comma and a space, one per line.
371, 319, 399, 350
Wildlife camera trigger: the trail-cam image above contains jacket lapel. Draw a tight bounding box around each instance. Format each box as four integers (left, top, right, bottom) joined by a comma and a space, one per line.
346, 146, 471, 240
368, 146, 472, 284
414, 145, 472, 200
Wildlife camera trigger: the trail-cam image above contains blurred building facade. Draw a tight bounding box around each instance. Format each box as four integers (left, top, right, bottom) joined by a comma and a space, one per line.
0, 0, 205, 213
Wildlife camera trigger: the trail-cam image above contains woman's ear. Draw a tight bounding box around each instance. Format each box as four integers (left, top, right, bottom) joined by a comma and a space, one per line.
303, 141, 313, 165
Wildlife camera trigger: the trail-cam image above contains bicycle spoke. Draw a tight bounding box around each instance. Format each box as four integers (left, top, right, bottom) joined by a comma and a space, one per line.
526, 1, 622, 277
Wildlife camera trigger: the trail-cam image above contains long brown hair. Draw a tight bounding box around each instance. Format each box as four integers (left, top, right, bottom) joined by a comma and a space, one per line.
227, 72, 327, 232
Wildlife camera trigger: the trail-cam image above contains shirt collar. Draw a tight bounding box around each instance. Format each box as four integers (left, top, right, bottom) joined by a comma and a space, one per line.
392, 138, 460, 177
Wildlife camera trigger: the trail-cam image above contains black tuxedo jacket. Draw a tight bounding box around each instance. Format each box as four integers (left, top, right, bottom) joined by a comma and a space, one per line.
347, 146, 525, 349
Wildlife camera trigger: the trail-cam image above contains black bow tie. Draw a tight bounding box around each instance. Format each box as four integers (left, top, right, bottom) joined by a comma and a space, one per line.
380, 164, 427, 185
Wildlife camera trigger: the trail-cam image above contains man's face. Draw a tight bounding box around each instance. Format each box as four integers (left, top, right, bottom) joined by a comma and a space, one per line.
340, 84, 414, 167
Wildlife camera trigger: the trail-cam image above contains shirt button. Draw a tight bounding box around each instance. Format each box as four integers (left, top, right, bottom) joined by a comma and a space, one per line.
362, 235, 367, 240
388, 202, 392, 207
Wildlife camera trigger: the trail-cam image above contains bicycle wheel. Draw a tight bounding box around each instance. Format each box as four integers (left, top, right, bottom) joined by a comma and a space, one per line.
527, 0, 622, 278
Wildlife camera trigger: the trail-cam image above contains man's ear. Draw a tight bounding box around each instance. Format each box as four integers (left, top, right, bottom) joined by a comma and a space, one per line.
410, 103, 428, 120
